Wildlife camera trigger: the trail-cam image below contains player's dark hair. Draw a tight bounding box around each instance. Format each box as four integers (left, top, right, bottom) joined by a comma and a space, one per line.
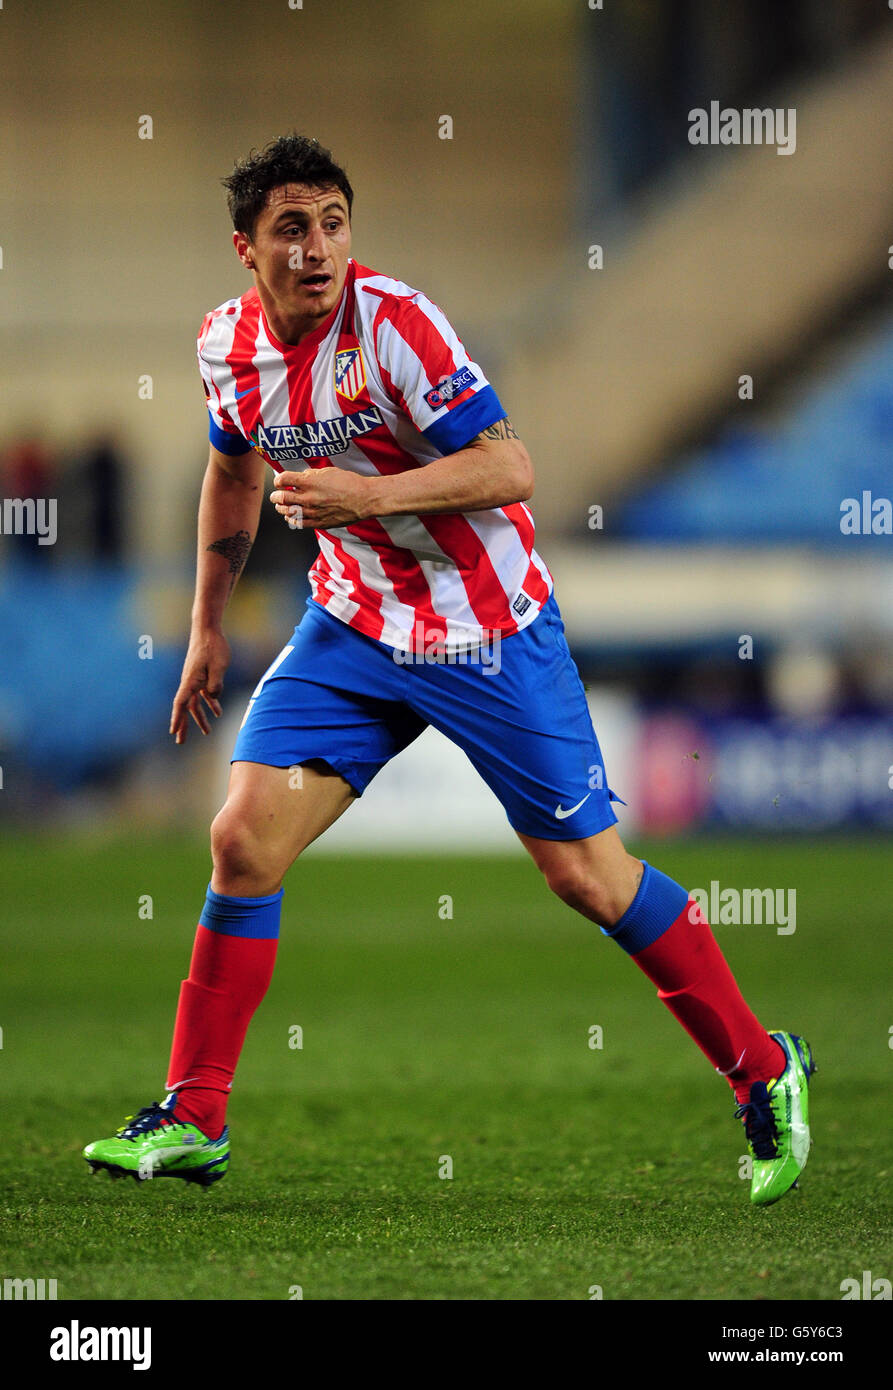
223, 134, 354, 239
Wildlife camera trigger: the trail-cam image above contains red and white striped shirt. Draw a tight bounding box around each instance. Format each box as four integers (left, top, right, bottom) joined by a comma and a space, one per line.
197, 259, 552, 652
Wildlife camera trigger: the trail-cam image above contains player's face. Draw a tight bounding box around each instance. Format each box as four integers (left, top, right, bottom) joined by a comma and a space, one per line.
235, 184, 351, 342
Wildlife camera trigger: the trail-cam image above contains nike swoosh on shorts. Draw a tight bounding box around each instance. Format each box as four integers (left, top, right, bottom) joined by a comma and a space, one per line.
554, 794, 592, 820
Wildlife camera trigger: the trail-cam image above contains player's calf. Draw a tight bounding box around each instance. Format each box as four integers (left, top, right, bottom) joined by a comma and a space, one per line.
519, 826, 643, 928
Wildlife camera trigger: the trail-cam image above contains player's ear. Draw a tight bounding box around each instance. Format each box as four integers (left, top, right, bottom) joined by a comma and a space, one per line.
233, 229, 254, 269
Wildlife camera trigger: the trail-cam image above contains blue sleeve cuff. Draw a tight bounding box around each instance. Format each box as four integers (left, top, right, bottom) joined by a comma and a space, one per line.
209, 416, 252, 455
422, 385, 505, 455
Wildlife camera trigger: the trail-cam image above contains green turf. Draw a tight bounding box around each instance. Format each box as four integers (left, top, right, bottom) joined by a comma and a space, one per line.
1, 833, 890, 1300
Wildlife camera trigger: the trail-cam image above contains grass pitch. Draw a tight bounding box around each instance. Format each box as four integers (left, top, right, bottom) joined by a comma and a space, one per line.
1, 833, 890, 1300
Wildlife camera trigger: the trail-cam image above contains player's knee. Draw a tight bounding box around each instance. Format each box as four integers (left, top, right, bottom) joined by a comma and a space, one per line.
210, 807, 276, 891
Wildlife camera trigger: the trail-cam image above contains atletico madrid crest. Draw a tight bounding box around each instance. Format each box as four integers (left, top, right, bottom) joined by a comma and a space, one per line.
334, 347, 367, 401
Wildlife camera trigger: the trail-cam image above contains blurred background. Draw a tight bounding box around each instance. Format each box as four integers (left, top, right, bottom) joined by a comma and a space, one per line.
2, 0, 892, 848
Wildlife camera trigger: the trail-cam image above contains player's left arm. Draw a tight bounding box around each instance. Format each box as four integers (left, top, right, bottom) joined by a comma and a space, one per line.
370, 415, 535, 514
269, 417, 533, 528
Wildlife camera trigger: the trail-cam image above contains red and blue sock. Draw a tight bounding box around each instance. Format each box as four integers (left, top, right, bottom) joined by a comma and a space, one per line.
602, 862, 785, 1103
165, 885, 282, 1140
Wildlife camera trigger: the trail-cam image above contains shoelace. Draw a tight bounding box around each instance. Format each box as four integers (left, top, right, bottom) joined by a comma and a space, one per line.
117, 1102, 180, 1140
735, 1085, 779, 1160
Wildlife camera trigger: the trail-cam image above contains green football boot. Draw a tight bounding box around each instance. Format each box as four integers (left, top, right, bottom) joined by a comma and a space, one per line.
83, 1093, 229, 1187
736, 1030, 815, 1207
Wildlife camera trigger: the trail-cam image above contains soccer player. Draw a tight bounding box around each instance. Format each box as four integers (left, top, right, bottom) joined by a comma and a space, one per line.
84, 135, 814, 1205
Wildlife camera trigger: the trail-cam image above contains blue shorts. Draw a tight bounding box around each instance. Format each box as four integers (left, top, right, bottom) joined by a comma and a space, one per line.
232, 594, 622, 841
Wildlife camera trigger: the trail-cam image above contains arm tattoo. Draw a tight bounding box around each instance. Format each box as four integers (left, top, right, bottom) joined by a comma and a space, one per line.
476, 417, 519, 442
207, 529, 251, 593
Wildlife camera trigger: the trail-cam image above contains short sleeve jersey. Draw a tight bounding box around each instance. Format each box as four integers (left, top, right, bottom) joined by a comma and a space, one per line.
197, 259, 552, 652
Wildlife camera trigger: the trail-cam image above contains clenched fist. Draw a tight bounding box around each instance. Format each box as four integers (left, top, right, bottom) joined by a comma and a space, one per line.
270, 466, 374, 530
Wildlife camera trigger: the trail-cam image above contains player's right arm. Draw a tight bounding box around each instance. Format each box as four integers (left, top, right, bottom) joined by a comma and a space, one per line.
170, 442, 267, 744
